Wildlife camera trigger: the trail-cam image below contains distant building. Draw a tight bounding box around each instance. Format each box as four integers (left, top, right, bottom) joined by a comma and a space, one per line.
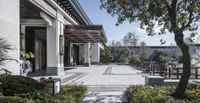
127, 44, 200, 57
109, 44, 200, 59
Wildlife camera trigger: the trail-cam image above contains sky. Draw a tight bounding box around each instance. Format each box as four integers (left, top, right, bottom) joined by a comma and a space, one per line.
78, 0, 178, 46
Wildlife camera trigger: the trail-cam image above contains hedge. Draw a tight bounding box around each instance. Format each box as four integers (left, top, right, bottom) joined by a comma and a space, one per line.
127, 85, 200, 103
0, 96, 34, 103
0, 75, 87, 103
0, 75, 43, 96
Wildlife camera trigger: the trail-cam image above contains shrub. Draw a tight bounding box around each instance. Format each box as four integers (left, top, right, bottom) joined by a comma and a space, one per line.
149, 50, 169, 64
127, 85, 200, 103
127, 85, 167, 103
30, 85, 86, 103
57, 85, 87, 102
0, 75, 43, 96
0, 96, 33, 103
33, 91, 76, 103
186, 89, 200, 102
0, 75, 87, 103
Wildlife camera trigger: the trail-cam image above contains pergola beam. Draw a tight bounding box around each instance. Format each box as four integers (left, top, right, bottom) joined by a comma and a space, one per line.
64, 25, 107, 43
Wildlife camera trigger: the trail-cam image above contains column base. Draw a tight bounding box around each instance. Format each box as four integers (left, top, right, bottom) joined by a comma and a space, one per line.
91, 62, 100, 65
46, 67, 65, 76
84, 63, 90, 67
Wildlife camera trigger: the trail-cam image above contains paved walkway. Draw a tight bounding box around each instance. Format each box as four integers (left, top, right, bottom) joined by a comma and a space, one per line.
63, 65, 145, 103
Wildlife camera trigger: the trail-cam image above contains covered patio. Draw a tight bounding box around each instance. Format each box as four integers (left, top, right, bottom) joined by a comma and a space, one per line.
64, 25, 107, 67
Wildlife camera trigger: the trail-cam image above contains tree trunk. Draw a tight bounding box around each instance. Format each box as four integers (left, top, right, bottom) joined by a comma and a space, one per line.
172, 30, 191, 98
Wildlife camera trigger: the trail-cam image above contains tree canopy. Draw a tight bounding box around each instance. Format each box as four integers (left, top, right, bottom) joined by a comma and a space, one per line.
122, 32, 139, 46
101, 0, 200, 98
100, 48, 112, 63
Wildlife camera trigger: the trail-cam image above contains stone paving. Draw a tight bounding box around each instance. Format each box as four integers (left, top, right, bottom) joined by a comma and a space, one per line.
63, 65, 145, 103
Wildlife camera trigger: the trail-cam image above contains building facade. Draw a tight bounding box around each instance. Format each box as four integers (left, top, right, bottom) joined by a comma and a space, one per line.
0, 0, 107, 75
128, 44, 200, 58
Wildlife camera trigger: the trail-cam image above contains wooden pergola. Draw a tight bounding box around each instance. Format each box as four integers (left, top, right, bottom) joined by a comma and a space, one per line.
64, 25, 107, 43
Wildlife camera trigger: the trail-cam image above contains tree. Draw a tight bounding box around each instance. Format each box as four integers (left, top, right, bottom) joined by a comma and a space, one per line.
139, 41, 149, 61
119, 47, 131, 63
100, 48, 112, 63
123, 32, 139, 46
109, 46, 131, 63
149, 50, 169, 64
101, 0, 200, 98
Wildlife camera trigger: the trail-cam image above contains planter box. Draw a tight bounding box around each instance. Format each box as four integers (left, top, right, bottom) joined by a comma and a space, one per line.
145, 76, 164, 86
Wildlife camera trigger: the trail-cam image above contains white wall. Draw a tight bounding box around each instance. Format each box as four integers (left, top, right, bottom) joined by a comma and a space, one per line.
0, 0, 20, 75
91, 43, 100, 63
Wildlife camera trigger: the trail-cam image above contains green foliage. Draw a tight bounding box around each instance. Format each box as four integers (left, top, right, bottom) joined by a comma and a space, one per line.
127, 85, 200, 103
0, 37, 16, 75
130, 55, 141, 64
149, 50, 169, 64
0, 75, 86, 103
122, 32, 139, 46
0, 96, 34, 103
101, 0, 200, 98
127, 85, 167, 103
100, 48, 112, 63
0, 75, 43, 96
32, 91, 77, 103
139, 41, 149, 61
100, 0, 200, 37
0, 85, 86, 103
109, 46, 131, 63
56, 85, 87, 103
29, 85, 86, 103
186, 89, 200, 99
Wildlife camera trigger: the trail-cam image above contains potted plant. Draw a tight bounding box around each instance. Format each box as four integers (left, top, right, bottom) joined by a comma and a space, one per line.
20, 51, 34, 76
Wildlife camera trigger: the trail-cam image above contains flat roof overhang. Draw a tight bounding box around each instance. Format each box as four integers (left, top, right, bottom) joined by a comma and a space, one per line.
64, 25, 107, 43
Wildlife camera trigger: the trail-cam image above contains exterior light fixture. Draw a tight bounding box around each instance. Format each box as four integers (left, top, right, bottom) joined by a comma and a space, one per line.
59, 35, 64, 55
48, 78, 61, 96
40, 78, 61, 96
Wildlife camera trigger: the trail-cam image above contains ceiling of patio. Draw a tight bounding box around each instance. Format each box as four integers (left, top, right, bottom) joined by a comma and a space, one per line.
64, 25, 107, 43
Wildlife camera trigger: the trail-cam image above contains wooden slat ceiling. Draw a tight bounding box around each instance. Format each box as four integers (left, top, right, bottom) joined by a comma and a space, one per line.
64, 25, 107, 43
54, 0, 86, 25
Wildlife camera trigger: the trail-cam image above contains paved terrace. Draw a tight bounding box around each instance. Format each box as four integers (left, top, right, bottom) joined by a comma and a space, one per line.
63, 65, 145, 85
62, 65, 145, 103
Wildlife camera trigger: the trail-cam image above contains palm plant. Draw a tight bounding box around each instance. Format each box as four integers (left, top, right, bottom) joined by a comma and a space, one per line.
0, 37, 15, 74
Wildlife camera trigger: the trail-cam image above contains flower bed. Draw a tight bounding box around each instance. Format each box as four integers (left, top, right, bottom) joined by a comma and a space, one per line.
127, 85, 200, 103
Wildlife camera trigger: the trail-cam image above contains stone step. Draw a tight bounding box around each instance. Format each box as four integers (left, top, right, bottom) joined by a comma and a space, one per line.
87, 85, 128, 92
83, 91, 128, 103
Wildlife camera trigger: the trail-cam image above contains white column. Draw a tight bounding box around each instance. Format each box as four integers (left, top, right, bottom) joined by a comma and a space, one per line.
46, 19, 64, 75
91, 43, 100, 64
60, 23, 64, 67
20, 25, 26, 51
84, 42, 91, 66
69, 43, 73, 65
0, 0, 20, 75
